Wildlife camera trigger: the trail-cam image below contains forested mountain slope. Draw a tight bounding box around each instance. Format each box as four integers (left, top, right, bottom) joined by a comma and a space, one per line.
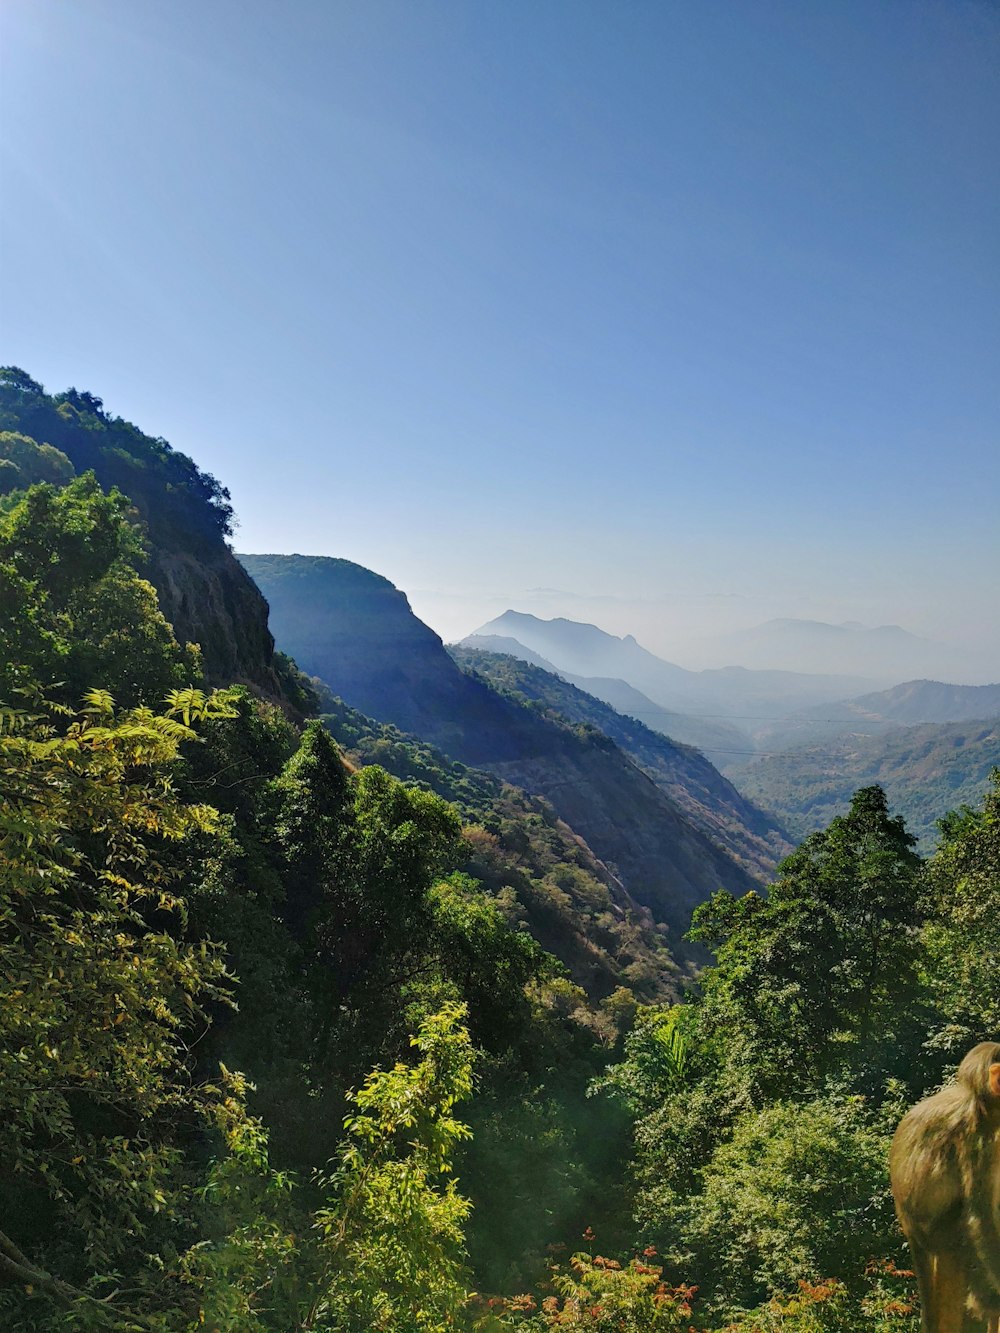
7, 367, 1000, 1329
1, 468, 654, 1316
740, 716, 1000, 846
0, 368, 282, 695
457, 632, 561, 671
451, 646, 792, 880
241, 553, 760, 945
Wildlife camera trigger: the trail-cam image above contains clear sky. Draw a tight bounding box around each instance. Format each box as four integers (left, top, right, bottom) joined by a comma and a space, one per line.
2, 0, 998, 663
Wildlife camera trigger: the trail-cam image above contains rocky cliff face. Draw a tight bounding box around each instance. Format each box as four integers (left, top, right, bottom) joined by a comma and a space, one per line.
0, 373, 285, 700
242, 553, 760, 948
240, 554, 555, 760
149, 547, 282, 695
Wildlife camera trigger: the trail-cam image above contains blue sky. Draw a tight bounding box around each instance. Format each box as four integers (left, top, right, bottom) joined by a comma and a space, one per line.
2, 0, 998, 660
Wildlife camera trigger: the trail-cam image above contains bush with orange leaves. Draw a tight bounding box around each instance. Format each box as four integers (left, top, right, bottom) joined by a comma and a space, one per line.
713, 1261, 918, 1332
478, 1255, 917, 1332
490, 1246, 698, 1330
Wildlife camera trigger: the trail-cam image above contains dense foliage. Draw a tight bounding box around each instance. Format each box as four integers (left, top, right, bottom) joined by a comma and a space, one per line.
0, 467, 629, 1323
316, 691, 678, 1005
0, 367, 232, 548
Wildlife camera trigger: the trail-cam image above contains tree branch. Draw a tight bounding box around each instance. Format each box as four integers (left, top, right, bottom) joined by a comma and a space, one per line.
0, 1228, 156, 1329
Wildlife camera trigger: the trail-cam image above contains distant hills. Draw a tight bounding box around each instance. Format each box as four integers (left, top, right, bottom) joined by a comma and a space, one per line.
810, 677, 1000, 725
750, 678, 1000, 758
692, 617, 994, 684
462, 634, 560, 672
736, 678, 1000, 846
242, 554, 784, 951
461, 634, 750, 762
456, 610, 1000, 848
738, 717, 1000, 848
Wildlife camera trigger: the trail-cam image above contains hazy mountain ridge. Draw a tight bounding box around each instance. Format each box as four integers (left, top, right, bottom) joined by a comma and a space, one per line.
242, 553, 763, 948
457, 634, 561, 672
451, 646, 792, 880
470, 610, 879, 722
745, 677, 1000, 761
824, 678, 1000, 724
692, 616, 993, 683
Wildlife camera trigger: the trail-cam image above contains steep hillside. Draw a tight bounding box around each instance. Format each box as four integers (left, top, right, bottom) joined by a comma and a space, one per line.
241, 554, 555, 763
452, 646, 792, 880
241, 553, 760, 946
559, 674, 751, 764
739, 717, 1000, 847
469, 610, 879, 721
0, 368, 281, 694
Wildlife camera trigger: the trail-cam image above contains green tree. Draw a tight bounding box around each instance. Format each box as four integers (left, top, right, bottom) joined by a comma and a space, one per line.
679, 1092, 904, 1312
0, 687, 236, 1326
0, 430, 74, 491
922, 770, 1000, 1053
188, 1003, 477, 1332
271, 721, 353, 938
0, 475, 199, 705
690, 786, 926, 1098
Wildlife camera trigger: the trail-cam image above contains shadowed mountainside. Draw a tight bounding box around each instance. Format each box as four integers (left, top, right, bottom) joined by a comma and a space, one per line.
460, 633, 750, 762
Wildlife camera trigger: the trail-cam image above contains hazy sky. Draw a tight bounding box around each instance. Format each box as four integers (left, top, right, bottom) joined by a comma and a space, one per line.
2, 0, 998, 662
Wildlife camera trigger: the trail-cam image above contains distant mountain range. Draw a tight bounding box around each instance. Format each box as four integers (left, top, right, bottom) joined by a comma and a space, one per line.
464, 611, 879, 725
451, 646, 792, 879
241, 554, 785, 952
690, 617, 994, 684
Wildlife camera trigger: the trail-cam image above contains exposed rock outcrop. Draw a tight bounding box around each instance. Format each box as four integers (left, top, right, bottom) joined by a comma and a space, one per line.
149, 547, 281, 694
